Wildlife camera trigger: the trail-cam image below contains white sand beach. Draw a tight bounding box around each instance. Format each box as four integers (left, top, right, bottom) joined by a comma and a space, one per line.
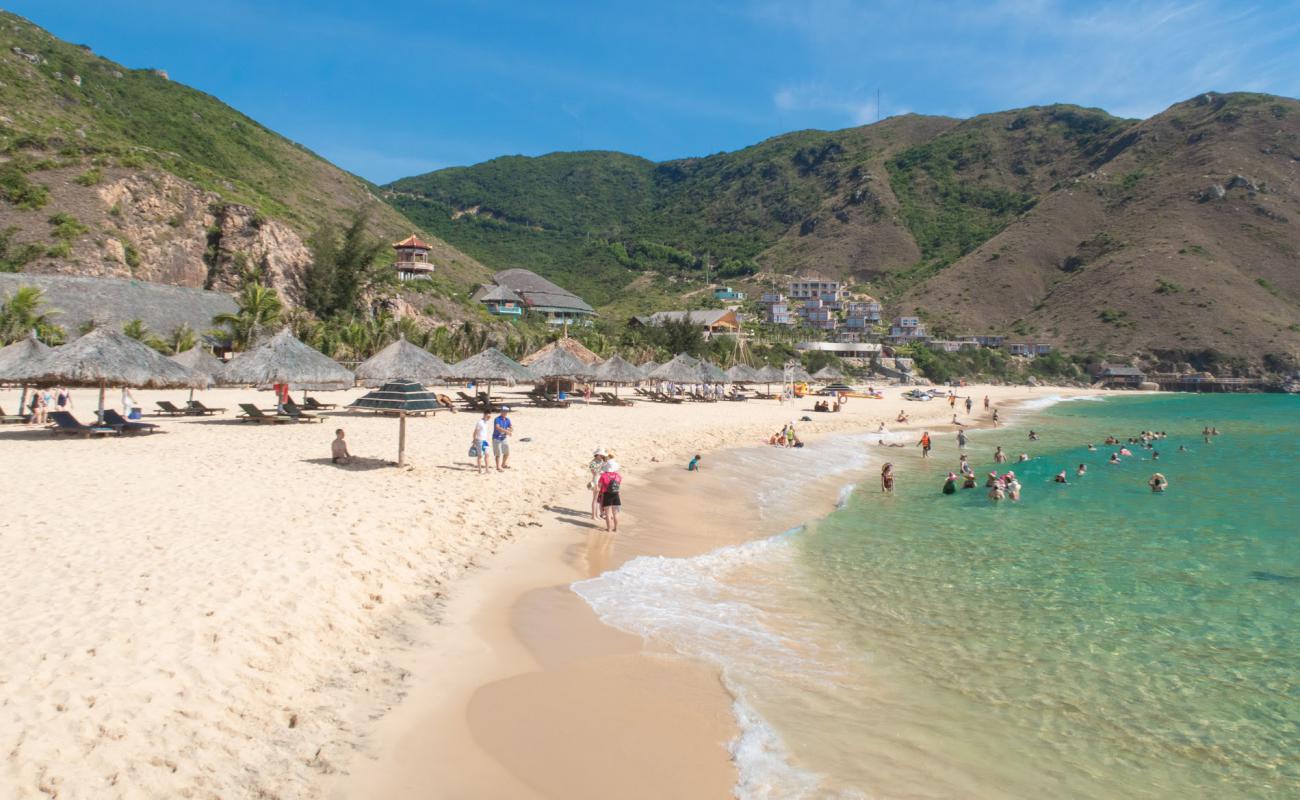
0, 384, 1095, 798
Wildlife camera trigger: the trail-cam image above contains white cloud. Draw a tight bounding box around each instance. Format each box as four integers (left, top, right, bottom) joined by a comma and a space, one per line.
773, 84, 879, 125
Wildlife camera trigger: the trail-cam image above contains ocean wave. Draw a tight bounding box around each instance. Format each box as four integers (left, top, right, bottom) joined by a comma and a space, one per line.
573, 533, 864, 799
1016, 393, 1108, 412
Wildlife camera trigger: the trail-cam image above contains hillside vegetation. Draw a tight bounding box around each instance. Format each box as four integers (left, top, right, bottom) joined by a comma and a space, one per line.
0, 11, 488, 299
389, 95, 1300, 369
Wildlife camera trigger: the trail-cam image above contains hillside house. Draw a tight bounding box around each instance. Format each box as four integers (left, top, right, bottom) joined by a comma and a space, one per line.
886, 317, 929, 344
631, 309, 740, 338
392, 234, 435, 281
713, 286, 745, 301
472, 284, 525, 316
1007, 342, 1053, 357
1095, 364, 1146, 387
788, 278, 847, 302
489, 269, 595, 326
795, 340, 881, 365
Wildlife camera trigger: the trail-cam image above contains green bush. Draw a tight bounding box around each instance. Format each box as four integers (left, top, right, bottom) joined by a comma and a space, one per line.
0, 163, 50, 209
74, 167, 103, 186
48, 212, 89, 240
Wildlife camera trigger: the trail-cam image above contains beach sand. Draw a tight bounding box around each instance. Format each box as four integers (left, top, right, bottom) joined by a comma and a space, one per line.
0, 383, 1093, 798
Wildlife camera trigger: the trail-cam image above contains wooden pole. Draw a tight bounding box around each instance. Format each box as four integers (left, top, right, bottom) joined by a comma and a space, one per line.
97, 381, 106, 423
398, 410, 407, 467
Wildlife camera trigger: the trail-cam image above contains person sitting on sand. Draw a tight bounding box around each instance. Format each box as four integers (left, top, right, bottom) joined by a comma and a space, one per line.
769, 432, 783, 446
598, 460, 623, 532
942, 472, 958, 494
994, 446, 1007, 464
1149, 473, 1168, 493
688, 454, 702, 471
951, 414, 965, 427
896, 411, 909, 423
881, 463, 895, 494
877, 422, 887, 433
331, 429, 352, 465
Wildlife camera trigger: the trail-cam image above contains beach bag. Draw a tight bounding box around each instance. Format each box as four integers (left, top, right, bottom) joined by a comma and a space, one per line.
468, 443, 480, 457
605, 476, 621, 495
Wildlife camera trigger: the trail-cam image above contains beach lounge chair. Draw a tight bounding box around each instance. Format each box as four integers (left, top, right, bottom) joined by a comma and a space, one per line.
102, 409, 160, 434
49, 411, 117, 437
282, 401, 322, 423
186, 400, 226, 415
598, 392, 633, 407
303, 396, 336, 411
237, 403, 293, 424
155, 400, 190, 416
456, 391, 484, 411
0, 405, 28, 424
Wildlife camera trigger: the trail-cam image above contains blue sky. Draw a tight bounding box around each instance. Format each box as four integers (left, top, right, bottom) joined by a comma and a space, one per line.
11, 1, 1300, 182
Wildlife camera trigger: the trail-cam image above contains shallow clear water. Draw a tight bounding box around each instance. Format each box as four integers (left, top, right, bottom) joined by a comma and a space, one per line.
577, 395, 1300, 798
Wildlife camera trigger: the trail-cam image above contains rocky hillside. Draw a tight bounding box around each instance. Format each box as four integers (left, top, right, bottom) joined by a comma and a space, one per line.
0, 11, 489, 308
389, 94, 1300, 368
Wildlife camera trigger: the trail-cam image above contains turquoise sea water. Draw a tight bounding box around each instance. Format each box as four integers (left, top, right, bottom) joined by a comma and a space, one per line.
578, 394, 1299, 798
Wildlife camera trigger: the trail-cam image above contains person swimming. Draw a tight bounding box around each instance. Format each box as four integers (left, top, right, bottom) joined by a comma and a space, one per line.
942, 472, 958, 495
988, 482, 1005, 502
881, 463, 895, 494
1119, 447, 1133, 456
1178, 445, 1187, 452
1028, 430, 1039, 441
1054, 470, 1068, 484
1087, 443, 1097, 451
1005, 472, 1022, 501
1109, 453, 1121, 464
962, 472, 977, 489
1077, 463, 1087, 476
985, 471, 1000, 488
1149, 473, 1168, 492
1017, 453, 1030, 462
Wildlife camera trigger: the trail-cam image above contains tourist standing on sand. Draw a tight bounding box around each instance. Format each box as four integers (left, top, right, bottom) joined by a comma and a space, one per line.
587, 449, 607, 518
472, 411, 493, 475
56, 386, 72, 413
983, 395, 990, 410
598, 459, 623, 532
121, 387, 139, 419
992, 408, 1000, 426
881, 463, 895, 493
27, 390, 46, 425
492, 407, 513, 471
965, 396, 973, 415
917, 431, 932, 458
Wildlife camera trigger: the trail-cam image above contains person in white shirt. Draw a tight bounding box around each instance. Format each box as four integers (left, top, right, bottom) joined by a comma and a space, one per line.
121, 387, 139, 419
471, 411, 493, 474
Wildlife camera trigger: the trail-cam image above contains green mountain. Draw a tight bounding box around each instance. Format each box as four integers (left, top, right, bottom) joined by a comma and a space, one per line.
0, 10, 487, 299
388, 95, 1300, 368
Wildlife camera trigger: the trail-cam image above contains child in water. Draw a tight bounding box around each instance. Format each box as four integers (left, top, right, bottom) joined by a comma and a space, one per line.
942, 472, 958, 495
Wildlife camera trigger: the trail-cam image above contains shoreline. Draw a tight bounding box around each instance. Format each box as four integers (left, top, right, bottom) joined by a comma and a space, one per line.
335, 385, 1101, 799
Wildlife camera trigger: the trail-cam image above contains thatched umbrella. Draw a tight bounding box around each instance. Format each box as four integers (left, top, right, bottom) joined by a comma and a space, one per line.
170, 346, 222, 401
649, 353, 706, 385
813, 365, 845, 383
354, 336, 452, 388
450, 347, 535, 400
698, 360, 727, 383
725, 363, 760, 384
220, 328, 354, 392
30, 328, 204, 421
592, 355, 644, 398
528, 346, 595, 384
754, 364, 783, 397
519, 337, 601, 367
349, 380, 443, 466
638, 360, 660, 378
0, 331, 52, 414
787, 365, 813, 383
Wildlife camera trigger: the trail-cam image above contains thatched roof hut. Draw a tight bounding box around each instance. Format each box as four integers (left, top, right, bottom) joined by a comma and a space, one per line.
354, 337, 452, 387
0, 273, 235, 340
449, 348, 535, 386
0, 331, 52, 384
220, 328, 354, 391
754, 365, 783, 383
593, 355, 644, 384
520, 337, 601, 367
638, 360, 661, 378
788, 365, 813, 382
527, 347, 595, 380
813, 365, 845, 382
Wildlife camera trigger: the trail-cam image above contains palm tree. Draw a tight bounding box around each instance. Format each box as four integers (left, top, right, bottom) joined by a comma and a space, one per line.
212, 283, 283, 351
121, 318, 169, 353
0, 286, 65, 345
167, 323, 198, 355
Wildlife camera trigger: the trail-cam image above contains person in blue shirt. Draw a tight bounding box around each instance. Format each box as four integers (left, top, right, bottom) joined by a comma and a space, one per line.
492, 407, 513, 471
687, 454, 702, 471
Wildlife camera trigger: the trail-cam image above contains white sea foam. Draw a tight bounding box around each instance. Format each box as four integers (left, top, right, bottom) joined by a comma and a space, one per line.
1016, 392, 1107, 412
573, 532, 867, 799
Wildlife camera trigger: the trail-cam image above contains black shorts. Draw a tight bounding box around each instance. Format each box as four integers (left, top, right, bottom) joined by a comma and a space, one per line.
601, 494, 621, 508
